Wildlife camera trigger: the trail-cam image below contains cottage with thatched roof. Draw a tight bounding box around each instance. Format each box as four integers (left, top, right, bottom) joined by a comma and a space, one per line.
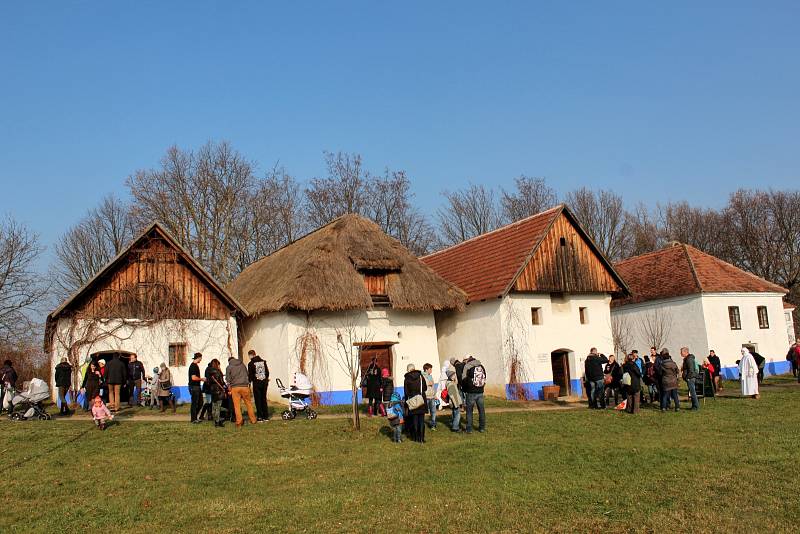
227, 214, 466, 404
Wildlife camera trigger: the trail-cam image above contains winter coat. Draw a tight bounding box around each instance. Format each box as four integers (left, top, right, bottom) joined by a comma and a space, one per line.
82, 368, 101, 394
681, 354, 698, 381
225, 358, 249, 388
207, 367, 226, 402
708, 355, 722, 377
446, 378, 463, 409
388, 393, 404, 423
55, 362, 73, 388
91, 402, 111, 421
156, 368, 173, 397
403, 370, 427, 415
381, 377, 394, 402
128, 360, 146, 381
604, 361, 622, 388
622, 362, 641, 391
364, 363, 382, 398
660, 357, 679, 391
1, 364, 18, 387
247, 356, 269, 384
461, 358, 486, 394
584, 355, 604, 382
105, 357, 127, 385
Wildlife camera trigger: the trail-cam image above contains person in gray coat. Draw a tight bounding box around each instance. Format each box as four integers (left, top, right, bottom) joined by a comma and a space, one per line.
659, 349, 680, 412
226, 357, 256, 427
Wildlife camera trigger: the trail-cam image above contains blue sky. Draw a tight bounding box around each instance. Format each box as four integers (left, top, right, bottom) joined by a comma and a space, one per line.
1, 1, 798, 264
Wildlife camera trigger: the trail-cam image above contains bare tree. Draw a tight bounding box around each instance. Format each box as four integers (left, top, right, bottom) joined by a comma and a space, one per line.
436, 184, 500, 246
622, 203, 662, 259
305, 151, 370, 229
53, 195, 139, 299
611, 313, 636, 356
636, 308, 673, 351
329, 316, 373, 430
126, 141, 255, 283
500, 175, 558, 224
659, 201, 728, 257
565, 187, 630, 261
0, 217, 48, 344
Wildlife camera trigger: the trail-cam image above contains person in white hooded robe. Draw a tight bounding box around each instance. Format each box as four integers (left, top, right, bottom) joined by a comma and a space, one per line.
739, 347, 760, 399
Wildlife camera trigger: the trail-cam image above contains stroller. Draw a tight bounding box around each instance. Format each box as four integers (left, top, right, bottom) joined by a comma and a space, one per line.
276, 374, 317, 421
9, 378, 52, 421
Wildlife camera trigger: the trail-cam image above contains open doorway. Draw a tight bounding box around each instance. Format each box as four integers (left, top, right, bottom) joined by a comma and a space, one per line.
551, 349, 571, 396
91, 351, 134, 404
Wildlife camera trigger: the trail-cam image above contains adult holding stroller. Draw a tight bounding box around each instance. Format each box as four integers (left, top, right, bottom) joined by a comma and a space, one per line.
81, 361, 102, 412
54, 357, 72, 416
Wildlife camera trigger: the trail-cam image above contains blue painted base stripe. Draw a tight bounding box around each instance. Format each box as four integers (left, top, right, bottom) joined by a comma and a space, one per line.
720, 361, 790, 380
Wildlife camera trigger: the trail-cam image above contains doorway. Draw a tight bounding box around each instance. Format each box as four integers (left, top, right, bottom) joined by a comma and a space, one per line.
551, 350, 571, 396
91, 351, 134, 403
357, 343, 395, 397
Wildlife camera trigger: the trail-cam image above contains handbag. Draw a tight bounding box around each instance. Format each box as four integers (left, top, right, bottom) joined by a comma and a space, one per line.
621, 372, 631, 387
405, 376, 425, 410
603, 374, 612, 386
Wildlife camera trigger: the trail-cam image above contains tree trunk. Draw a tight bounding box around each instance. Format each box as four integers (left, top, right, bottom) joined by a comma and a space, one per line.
350, 381, 361, 430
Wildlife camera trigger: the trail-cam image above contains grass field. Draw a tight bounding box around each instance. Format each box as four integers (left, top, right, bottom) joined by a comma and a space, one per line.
2, 377, 798, 533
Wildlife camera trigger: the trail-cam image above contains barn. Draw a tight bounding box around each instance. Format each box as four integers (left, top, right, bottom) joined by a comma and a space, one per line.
227, 214, 466, 405
422, 204, 629, 400
612, 243, 792, 378
45, 222, 245, 404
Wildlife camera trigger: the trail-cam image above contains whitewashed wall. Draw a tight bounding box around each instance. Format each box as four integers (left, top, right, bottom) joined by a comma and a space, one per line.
785, 308, 796, 344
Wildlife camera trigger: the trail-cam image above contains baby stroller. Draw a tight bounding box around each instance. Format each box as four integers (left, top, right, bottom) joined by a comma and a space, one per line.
9, 378, 52, 421
276, 374, 317, 420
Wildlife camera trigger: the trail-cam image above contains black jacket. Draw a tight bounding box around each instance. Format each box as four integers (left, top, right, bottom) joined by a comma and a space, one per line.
381, 377, 394, 401
82, 368, 101, 391
403, 370, 427, 415
207, 367, 226, 401
247, 356, 269, 384
364, 363, 382, 398
0, 364, 17, 387
105, 357, 128, 385
604, 361, 622, 387
708, 355, 721, 376
128, 360, 146, 381
584, 355, 604, 382
55, 362, 72, 388
461, 358, 486, 394
622, 361, 641, 390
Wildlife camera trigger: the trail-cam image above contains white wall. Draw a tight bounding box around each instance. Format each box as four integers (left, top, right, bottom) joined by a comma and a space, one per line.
702, 293, 789, 368
785, 309, 797, 344
241, 309, 441, 403
50, 317, 239, 391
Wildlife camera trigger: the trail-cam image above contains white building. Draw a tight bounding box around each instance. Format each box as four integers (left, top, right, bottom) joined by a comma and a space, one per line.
612, 243, 792, 379
227, 214, 466, 405
785, 302, 797, 345
422, 205, 629, 400
45, 223, 245, 404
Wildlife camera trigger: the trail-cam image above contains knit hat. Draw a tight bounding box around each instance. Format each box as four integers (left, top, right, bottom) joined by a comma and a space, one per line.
381, 368, 390, 378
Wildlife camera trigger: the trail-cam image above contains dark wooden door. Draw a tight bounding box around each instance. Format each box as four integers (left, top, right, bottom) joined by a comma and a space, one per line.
360, 345, 392, 376
551, 351, 570, 396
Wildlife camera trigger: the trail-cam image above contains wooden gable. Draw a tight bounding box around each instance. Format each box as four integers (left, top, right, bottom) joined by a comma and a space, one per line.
513, 212, 624, 294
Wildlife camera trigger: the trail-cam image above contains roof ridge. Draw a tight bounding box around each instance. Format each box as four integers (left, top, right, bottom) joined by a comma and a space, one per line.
422, 204, 563, 260
683, 243, 787, 293
681, 243, 704, 293
616, 244, 679, 265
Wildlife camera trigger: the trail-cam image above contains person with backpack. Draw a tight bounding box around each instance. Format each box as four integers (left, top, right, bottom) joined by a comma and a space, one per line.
680, 347, 700, 411
54, 357, 73, 416
659, 349, 680, 412
460, 355, 486, 433
247, 350, 270, 422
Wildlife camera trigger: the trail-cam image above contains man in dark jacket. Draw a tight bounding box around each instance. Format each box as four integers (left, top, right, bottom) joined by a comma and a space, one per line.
708, 350, 722, 391
584, 348, 605, 409
105, 354, 128, 412
404, 364, 428, 442
188, 353, 205, 423
127, 354, 146, 407
680, 347, 699, 411
54, 358, 73, 415
247, 350, 270, 422
751, 351, 766, 384
0, 359, 18, 413
460, 355, 487, 433
659, 349, 680, 412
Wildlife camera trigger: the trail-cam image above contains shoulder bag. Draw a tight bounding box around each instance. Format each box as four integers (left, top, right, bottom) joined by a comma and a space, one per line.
406, 376, 425, 410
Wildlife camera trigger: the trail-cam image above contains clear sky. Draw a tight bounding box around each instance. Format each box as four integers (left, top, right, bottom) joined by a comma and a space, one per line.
1, 1, 798, 263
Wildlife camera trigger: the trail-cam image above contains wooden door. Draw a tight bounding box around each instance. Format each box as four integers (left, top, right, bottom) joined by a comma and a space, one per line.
551, 351, 570, 396
360, 345, 393, 376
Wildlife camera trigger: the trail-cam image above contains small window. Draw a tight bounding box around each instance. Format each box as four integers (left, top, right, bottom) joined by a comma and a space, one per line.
531, 307, 542, 325
559, 237, 566, 246
728, 306, 741, 330
757, 306, 769, 329
579, 307, 589, 324
168, 343, 187, 367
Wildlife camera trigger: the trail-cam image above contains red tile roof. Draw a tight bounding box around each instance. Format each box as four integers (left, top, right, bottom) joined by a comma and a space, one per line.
786, 301, 796, 310
421, 207, 561, 302
614, 243, 787, 306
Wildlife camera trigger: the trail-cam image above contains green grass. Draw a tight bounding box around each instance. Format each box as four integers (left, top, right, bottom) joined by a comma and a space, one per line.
2, 377, 798, 533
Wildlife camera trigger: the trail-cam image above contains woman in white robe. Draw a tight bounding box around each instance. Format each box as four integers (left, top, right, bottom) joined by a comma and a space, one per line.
739, 348, 760, 399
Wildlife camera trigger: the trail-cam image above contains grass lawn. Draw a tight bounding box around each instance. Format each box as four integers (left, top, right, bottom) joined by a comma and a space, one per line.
2, 377, 798, 533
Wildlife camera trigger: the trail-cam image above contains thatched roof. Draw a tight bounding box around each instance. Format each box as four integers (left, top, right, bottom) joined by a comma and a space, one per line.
227, 214, 466, 315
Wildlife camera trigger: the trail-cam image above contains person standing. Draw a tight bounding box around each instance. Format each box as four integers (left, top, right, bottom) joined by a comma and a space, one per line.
445, 369, 463, 432
651, 347, 663, 403
584, 348, 605, 409
460, 355, 487, 433
739, 348, 760, 399
127, 354, 146, 407
247, 350, 270, 422
659, 349, 680, 412
622, 353, 641, 414
363, 356, 382, 417
750, 351, 766, 385
708, 350, 723, 392
643, 356, 657, 404
207, 358, 227, 428
787, 340, 799, 378
81, 361, 102, 412
188, 353, 205, 423
632, 350, 645, 404
422, 363, 437, 430
1, 359, 18, 413
54, 357, 73, 415
680, 347, 700, 411
379, 368, 393, 417
198, 360, 214, 421
105, 354, 127, 412
156, 363, 176, 413
403, 364, 427, 442
226, 356, 257, 427
603, 355, 622, 407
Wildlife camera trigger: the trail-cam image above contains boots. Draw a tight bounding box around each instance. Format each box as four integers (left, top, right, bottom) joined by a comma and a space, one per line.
368, 406, 373, 417
215, 420, 225, 428
378, 403, 386, 416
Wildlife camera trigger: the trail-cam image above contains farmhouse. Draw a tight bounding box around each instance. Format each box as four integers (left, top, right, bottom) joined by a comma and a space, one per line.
45, 222, 245, 403
612, 243, 792, 378
422, 205, 629, 400
227, 214, 466, 404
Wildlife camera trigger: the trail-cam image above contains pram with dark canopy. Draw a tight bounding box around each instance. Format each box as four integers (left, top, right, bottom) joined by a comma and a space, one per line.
276, 372, 317, 421
9, 378, 52, 421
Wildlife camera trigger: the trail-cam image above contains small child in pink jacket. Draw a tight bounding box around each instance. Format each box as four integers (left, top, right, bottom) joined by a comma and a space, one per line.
91, 395, 114, 430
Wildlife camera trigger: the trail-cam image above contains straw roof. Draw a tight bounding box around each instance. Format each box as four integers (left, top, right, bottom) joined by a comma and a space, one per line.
227, 214, 466, 315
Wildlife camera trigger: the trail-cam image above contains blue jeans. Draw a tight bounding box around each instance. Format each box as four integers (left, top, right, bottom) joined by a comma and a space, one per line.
464, 392, 485, 432
590, 380, 605, 408
661, 389, 680, 410
393, 424, 403, 442
427, 398, 437, 427
686, 378, 699, 409
451, 407, 461, 431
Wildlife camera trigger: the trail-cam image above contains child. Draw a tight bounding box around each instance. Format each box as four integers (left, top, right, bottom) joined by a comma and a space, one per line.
379, 368, 393, 416
387, 392, 404, 443
91, 395, 114, 430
